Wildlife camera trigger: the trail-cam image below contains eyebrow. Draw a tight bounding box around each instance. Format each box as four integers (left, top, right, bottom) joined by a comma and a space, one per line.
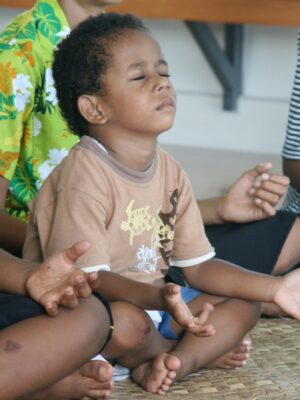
126, 59, 168, 71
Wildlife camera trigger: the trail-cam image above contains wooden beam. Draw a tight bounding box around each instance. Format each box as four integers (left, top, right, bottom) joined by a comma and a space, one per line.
3, 0, 300, 26
107, 0, 300, 26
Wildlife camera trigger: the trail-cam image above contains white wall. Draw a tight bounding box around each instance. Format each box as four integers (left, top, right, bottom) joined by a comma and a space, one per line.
0, 8, 298, 154
145, 20, 298, 155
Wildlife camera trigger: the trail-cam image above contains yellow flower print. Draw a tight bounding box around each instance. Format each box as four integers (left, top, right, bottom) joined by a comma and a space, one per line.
15, 41, 35, 67
0, 62, 16, 94
0, 150, 19, 174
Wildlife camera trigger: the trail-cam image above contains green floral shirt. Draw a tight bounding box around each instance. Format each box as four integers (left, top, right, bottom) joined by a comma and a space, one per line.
0, 0, 78, 221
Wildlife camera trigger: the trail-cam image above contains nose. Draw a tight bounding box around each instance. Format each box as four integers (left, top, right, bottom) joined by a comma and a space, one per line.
155, 75, 170, 92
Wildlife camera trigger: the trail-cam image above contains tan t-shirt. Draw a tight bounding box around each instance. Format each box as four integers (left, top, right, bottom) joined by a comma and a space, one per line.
24, 136, 215, 286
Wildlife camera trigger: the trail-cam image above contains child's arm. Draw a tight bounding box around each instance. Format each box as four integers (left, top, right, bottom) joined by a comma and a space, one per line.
0, 241, 98, 316
23, 247, 215, 336
89, 272, 215, 337
198, 163, 289, 225
183, 258, 300, 320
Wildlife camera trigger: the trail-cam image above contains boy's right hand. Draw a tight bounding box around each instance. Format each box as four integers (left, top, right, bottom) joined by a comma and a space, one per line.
162, 283, 216, 337
25, 241, 100, 316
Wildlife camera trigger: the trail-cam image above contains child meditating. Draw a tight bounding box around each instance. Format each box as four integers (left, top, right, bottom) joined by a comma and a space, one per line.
23, 12, 300, 395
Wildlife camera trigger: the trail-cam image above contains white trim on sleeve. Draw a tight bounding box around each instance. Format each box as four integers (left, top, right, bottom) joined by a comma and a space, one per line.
81, 264, 110, 273
170, 250, 215, 268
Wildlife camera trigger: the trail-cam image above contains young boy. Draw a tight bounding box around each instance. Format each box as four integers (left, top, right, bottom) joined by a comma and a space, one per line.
1, 1, 299, 323
23, 13, 300, 395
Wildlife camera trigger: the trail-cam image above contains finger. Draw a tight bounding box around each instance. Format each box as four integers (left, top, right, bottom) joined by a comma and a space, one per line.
253, 189, 280, 206
254, 199, 276, 217
165, 282, 180, 295
63, 240, 91, 264
45, 301, 59, 317
62, 287, 80, 308
254, 173, 270, 186
245, 162, 272, 181
195, 324, 216, 336
194, 303, 214, 325
74, 273, 93, 298
188, 323, 216, 337
87, 272, 101, 289
255, 162, 273, 175
254, 179, 288, 197
267, 174, 290, 186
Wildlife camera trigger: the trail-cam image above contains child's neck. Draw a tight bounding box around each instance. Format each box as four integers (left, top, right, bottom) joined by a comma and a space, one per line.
91, 132, 158, 172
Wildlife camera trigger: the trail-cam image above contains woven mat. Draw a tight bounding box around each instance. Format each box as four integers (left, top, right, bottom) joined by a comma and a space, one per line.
109, 318, 300, 399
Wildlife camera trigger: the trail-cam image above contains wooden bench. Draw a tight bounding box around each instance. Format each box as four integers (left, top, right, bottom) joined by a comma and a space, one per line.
2, 0, 300, 26
1, 0, 299, 110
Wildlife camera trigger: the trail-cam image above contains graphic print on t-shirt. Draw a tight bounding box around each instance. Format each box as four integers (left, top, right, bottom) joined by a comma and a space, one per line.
120, 190, 178, 273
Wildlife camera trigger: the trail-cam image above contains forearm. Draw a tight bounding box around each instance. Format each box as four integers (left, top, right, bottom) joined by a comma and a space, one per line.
282, 158, 300, 190
184, 259, 280, 303
0, 211, 27, 257
197, 198, 225, 225
0, 249, 35, 295
95, 271, 165, 310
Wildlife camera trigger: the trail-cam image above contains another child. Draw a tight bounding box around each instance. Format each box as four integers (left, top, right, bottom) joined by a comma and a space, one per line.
23, 13, 300, 395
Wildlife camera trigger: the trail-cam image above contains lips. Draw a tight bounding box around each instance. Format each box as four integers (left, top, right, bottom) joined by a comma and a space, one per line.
156, 96, 176, 111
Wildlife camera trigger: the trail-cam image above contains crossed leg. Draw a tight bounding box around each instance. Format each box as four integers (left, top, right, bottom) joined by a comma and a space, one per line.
0, 295, 113, 400
132, 294, 260, 394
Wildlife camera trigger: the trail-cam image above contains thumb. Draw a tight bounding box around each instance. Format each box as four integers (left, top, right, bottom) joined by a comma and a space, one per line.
255, 162, 272, 176
63, 240, 91, 263
245, 162, 272, 181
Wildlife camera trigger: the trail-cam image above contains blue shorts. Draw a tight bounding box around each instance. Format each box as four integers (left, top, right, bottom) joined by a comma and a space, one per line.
158, 286, 200, 340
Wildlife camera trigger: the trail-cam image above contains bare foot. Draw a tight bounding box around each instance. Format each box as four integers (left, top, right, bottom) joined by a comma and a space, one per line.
132, 353, 181, 395
29, 360, 114, 399
261, 302, 289, 318
207, 336, 252, 369
163, 283, 215, 337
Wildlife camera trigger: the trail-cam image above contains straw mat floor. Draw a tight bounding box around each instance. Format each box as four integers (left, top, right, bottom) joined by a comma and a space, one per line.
110, 318, 300, 399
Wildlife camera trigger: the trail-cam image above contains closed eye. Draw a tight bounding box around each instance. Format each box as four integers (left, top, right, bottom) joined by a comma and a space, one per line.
131, 76, 145, 81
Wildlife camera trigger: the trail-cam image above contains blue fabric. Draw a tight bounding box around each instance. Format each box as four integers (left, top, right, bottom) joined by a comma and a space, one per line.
158, 286, 200, 340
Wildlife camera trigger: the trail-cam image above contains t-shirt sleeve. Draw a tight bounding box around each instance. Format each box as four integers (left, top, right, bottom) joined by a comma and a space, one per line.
170, 169, 215, 267
0, 44, 36, 181
282, 30, 300, 160
29, 188, 111, 270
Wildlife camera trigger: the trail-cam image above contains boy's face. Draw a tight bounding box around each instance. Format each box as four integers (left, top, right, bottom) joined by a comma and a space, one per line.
99, 31, 176, 136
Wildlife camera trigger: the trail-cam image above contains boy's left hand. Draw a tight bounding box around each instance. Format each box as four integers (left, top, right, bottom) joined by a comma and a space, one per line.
25, 241, 100, 316
218, 163, 289, 223
162, 283, 216, 337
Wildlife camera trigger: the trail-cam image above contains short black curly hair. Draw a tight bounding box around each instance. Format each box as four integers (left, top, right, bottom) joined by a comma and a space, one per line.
53, 12, 147, 137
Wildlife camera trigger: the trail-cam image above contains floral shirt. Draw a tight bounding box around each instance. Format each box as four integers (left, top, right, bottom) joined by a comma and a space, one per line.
0, 0, 78, 221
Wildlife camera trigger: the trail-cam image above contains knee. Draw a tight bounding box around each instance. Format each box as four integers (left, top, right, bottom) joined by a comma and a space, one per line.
75, 296, 111, 352
109, 301, 154, 351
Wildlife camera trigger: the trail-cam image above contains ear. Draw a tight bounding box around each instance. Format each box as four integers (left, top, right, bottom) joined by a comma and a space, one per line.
77, 95, 108, 125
